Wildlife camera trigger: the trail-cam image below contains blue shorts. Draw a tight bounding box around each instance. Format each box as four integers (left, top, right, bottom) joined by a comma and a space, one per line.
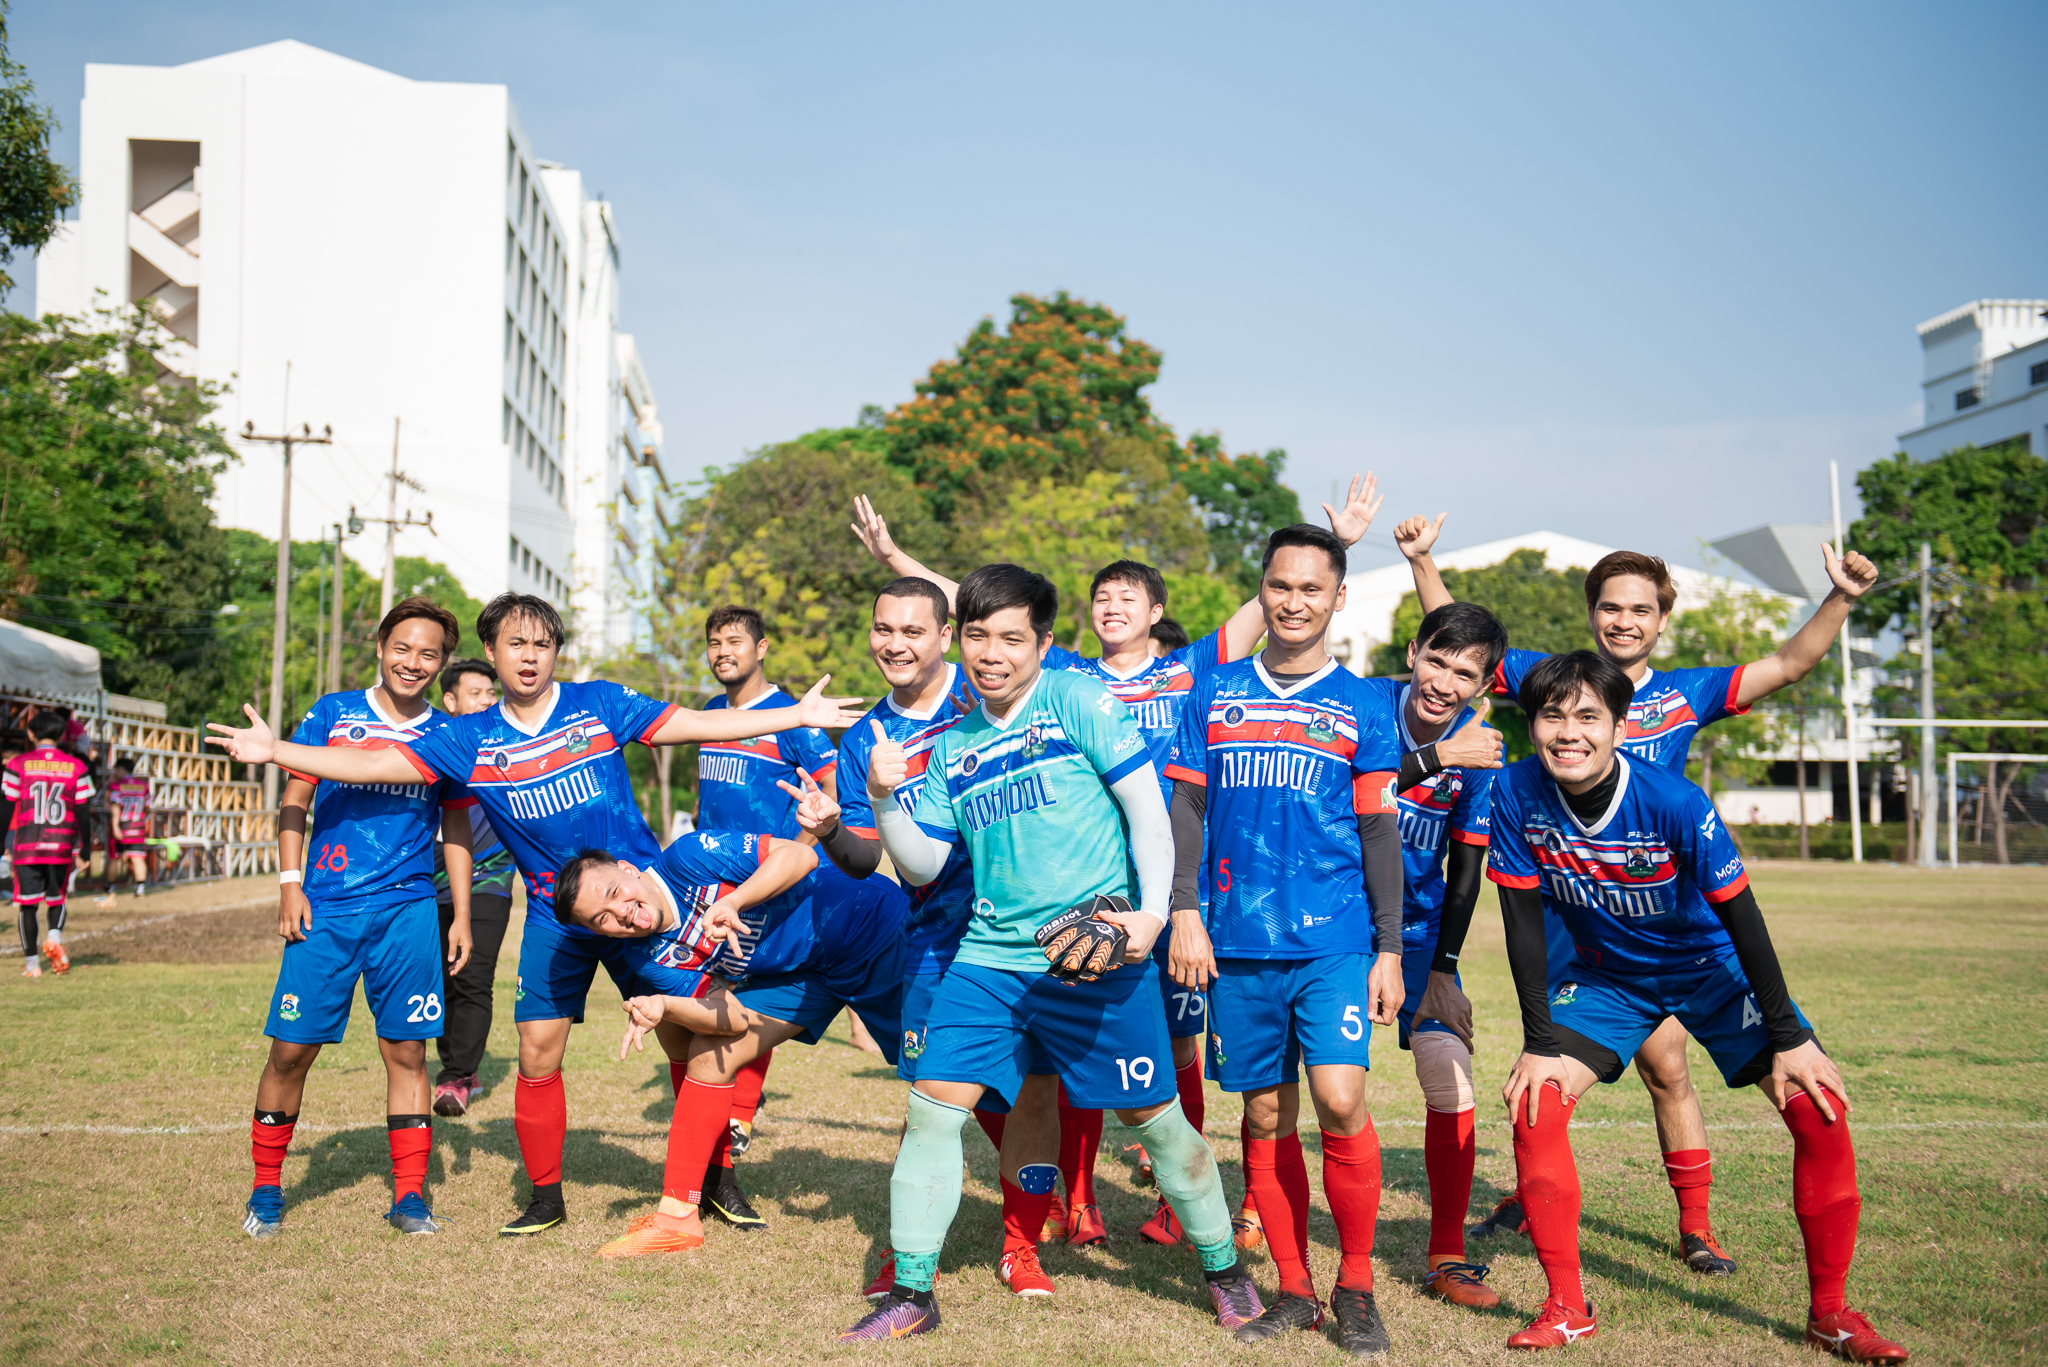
1206, 954, 1375, 1092
916, 959, 1176, 1110
267, 896, 442, 1044
1396, 939, 1459, 1050
1549, 957, 1816, 1088
1154, 939, 1209, 1038
735, 938, 908, 1064
514, 913, 638, 1024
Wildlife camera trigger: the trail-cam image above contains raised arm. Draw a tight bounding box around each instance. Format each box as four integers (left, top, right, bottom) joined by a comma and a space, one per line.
646, 675, 866, 745
866, 721, 953, 886
1393, 512, 1454, 614
851, 494, 959, 609
1733, 545, 1877, 706
208, 706, 430, 787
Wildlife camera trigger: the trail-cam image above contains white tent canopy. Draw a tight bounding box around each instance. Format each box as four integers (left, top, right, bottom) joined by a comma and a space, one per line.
0, 617, 103, 703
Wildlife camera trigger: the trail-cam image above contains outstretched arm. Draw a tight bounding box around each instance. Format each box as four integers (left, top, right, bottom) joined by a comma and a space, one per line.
1393, 512, 1454, 614
1733, 545, 1878, 706
851, 495, 959, 609
1217, 472, 1386, 660
646, 676, 866, 745
208, 706, 429, 786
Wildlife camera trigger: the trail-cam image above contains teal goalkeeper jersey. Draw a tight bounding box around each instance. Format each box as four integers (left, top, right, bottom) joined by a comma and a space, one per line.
912, 667, 1154, 972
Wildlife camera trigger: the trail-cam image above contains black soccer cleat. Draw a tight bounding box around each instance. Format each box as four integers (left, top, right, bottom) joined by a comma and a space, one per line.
1330, 1287, 1392, 1360
1681, 1230, 1738, 1276
497, 1193, 567, 1237
702, 1163, 766, 1232
1470, 1193, 1528, 1240
1234, 1291, 1324, 1343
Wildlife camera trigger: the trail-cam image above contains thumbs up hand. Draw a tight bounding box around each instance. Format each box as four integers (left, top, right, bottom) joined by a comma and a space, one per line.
1435, 696, 1503, 770
866, 719, 909, 801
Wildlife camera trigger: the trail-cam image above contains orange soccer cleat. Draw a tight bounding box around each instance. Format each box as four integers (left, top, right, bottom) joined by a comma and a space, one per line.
1508, 1297, 1598, 1350
997, 1244, 1055, 1298
1137, 1195, 1185, 1246
1232, 1199, 1265, 1252
41, 940, 68, 975
1065, 1201, 1108, 1247
1040, 1191, 1068, 1244
1422, 1259, 1500, 1308
597, 1210, 703, 1258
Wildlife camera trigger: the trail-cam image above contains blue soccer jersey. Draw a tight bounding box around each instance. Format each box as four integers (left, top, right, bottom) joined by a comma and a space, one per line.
1484, 753, 1751, 976
1044, 629, 1229, 801
283, 690, 474, 916
1494, 648, 1747, 773
837, 663, 980, 975
697, 687, 838, 838
1165, 657, 1402, 958
1356, 677, 1495, 947
396, 680, 676, 926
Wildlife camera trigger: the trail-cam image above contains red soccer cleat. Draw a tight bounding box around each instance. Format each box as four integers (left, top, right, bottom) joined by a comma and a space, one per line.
1066, 1201, 1108, 1247
41, 940, 68, 975
1806, 1309, 1910, 1363
1232, 1200, 1265, 1252
1040, 1191, 1068, 1244
597, 1210, 703, 1258
1123, 1142, 1155, 1187
997, 1245, 1054, 1297
1137, 1195, 1185, 1246
1508, 1297, 1599, 1350
863, 1251, 896, 1301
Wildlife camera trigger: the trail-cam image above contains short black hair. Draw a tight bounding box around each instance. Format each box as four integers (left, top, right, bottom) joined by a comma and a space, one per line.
956, 563, 1058, 640
1090, 560, 1166, 611
377, 596, 460, 653
705, 604, 767, 643
1518, 650, 1632, 726
1260, 524, 1347, 581
1149, 617, 1190, 653
477, 592, 567, 649
876, 576, 950, 629
28, 710, 66, 743
552, 848, 617, 926
1413, 602, 1509, 674
438, 658, 497, 696
113, 756, 136, 775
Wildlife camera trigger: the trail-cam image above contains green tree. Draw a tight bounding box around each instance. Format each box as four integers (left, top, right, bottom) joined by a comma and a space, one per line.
1849, 440, 2048, 632
0, 3, 75, 291
1173, 434, 1303, 596
1663, 584, 1794, 797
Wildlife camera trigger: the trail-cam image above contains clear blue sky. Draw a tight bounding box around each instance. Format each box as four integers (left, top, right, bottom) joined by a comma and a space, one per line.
18, 1, 2047, 575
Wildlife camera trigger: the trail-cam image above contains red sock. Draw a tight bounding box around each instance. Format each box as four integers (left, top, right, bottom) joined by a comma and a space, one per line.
669, 1060, 687, 1097
388, 1117, 432, 1202
1000, 1175, 1055, 1253
1174, 1055, 1205, 1134
1425, 1106, 1477, 1261
251, 1111, 296, 1190
974, 1108, 1006, 1150
1056, 1084, 1104, 1207
731, 1051, 771, 1126
1663, 1147, 1713, 1236
667, 1078, 736, 1206
1245, 1135, 1315, 1298
1782, 1091, 1860, 1316
1512, 1082, 1584, 1313
1237, 1115, 1256, 1212
513, 1070, 567, 1188
1278, 1131, 1310, 1262
1322, 1124, 1383, 1289
708, 1118, 736, 1173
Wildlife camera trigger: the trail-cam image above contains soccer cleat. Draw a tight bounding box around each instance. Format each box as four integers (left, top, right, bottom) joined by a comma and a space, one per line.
1040, 1191, 1068, 1244
385, 1192, 442, 1234
997, 1245, 1054, 1298
863, 1252, 897, 1301
1507, 1297, 1599, 1350
1232, 1202, 1266, 1252
1065, 1201, 1108, 1247
1137, 1195, 1185, 1246
1235, 1290, 1323, 1342
1330, 1287, 1393, 1359
1681, 1229, 1738, 1276
21, 961, 39, 979
1471, 1193, 1528, 1240
702, 1166, 767, 1232
727, 1118, 753, 1157
1422, 1259, 1500, 1309
1805, 1309, 1910, 1364
431, 1078, 471, 1118
1205, 1271, 1267, 1332
1123, 1141, 1155, 1187
243, 1185, 284, 1238
497, 1194, 567, 1237
597, 1209, 704, 1257
41, 940, 68, 974
837, 1291, 940, 1342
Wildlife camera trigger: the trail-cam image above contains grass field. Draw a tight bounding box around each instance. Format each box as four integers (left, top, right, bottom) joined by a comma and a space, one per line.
1, 863, 2042, 1366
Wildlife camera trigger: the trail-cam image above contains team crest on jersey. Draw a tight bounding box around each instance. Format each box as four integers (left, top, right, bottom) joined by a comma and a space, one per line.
1544, 827, 1569, 854
1222, 704, 1247, 728
961, 751, 981, 778
277, 993, 301, 1022
1022, 724, 1046, 759
902, 1029, 926, 1059
1551, 982, 1578, 1007
1637, 697, 1665, 730
346, 725, 369, 742
1624, 846, 1655, 878
490, 750, 511, 771
1305, 711, 1337, 743
565, 726, 591, 756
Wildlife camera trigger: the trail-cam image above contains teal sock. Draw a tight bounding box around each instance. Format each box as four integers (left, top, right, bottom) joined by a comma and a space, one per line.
1132, 1105, 1235, 1264
888, 1090, 971, 1291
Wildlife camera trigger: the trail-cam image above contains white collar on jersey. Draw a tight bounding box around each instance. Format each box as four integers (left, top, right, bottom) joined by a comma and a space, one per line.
1631, 668, 1657, 695
730, 683, 782, 710
977, 667, 1044, 732
1092, 651, 1160, 683
1252, 654, 1338, 698
362, 687, 431, 734
641, 864, 684, 935
498, 683, 563, 739
1550, 752, 1633, 838
883, 663, 959, 722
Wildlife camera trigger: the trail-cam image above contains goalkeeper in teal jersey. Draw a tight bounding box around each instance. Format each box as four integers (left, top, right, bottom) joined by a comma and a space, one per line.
838, 564, 1267, 1343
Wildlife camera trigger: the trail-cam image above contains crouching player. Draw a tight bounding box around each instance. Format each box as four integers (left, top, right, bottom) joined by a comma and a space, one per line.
1488, 651, 1907, 1362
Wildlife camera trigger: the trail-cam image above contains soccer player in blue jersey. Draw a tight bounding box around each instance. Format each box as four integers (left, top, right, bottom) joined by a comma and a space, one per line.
1164, 524, 1406, 1355
1488, 651, 1906, 1363
1397, 513, 1878, 1273
838, 563, 1264, 1343
207, 592, 866, 1240
243, 598, 477, 1240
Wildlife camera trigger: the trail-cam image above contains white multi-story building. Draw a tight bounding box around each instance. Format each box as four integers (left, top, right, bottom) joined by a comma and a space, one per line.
1897, 299, 2048, 461
34, 39, 668, 654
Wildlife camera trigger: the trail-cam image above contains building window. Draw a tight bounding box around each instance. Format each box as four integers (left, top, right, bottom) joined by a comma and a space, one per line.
1955, 386, 1981, 411
2031, 360, 2048, 387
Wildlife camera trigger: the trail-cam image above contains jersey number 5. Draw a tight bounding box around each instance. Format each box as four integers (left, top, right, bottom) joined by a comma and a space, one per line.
1216, 858, 1231, 893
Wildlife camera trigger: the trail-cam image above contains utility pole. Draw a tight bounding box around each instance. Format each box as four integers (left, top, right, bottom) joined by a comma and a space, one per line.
1832, 462, 1862, 864
242, 417, 333, 808
329, 520, 350, 693
1919, 540, 1936, 867
362, 417, 433, 624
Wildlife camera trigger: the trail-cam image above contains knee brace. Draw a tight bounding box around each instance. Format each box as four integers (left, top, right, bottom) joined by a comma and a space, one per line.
1412, 1032, 1474, 1112
891, 1090, 972, 1256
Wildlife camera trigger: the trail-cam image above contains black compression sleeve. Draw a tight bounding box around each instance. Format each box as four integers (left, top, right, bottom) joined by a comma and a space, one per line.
818, 821, 883, 880
1430, 839, 1486, 975
1499, 884, 1559, 1055
1707, 885, 1809, 1052
1170, 781, 1207, 911
1398, 744, 1443, 793
1355, 811, 1405, 953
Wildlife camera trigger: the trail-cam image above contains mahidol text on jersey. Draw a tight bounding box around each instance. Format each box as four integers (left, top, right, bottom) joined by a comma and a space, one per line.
1493, 647, 1746, 772
1165, 657, 1401, 958
697, 686, 837, 838
106, 775, 151, 843
2, 744, 94, 863
283, 691, 475, 916
913, 668, 1151, 973
1043, 629, 1227, 800
397, 680, 677, 924
1358, 677, 1495, 944
432, 806, 517, 906
837, 664, 979, 975
1485, 753, 1750, 976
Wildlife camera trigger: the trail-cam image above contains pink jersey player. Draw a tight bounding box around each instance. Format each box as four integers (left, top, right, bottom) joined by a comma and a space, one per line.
4, 715, 94, 976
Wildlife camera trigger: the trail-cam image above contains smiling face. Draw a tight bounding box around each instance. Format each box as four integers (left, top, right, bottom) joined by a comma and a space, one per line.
377, 619, 452, 704
442, 671, 498, 717
1588, 574, 1670, 672
959, 604, 1046, 713
566, 860, 667, 937
869, 592, 952, 693
706, 624, 768, 688
1090, 577, 1162, 655
1530, 685, 1626, 791
482, 612, 560, 705
1259, 545, 1347, 653
1404, 638, 1493, 735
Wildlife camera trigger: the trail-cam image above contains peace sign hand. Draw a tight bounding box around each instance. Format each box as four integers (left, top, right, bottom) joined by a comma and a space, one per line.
775, 768, 843, 839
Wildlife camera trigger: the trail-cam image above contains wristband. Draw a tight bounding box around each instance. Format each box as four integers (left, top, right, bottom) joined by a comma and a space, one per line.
279, 869, 303, 885
1417, 742, 1444, 778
